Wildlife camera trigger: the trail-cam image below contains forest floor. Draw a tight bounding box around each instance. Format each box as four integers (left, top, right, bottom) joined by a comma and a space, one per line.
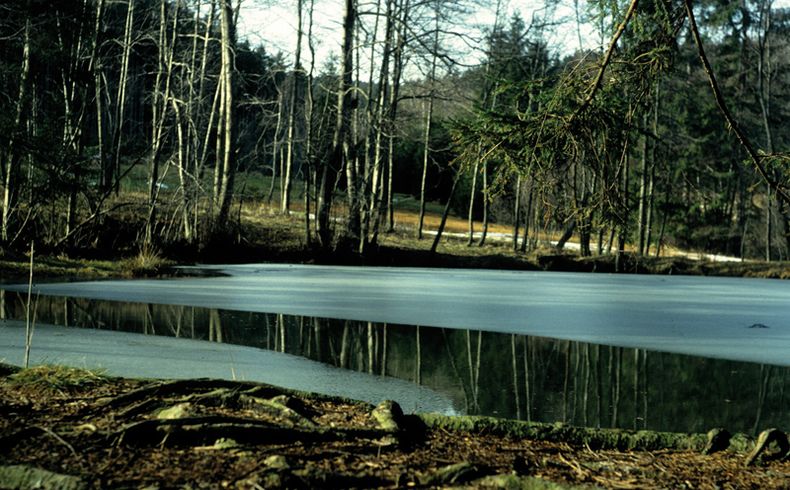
2, 364, 789, 489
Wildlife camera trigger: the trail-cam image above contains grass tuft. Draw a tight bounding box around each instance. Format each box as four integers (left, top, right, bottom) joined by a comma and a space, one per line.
8, 365, 106, 395
122, 245, 172, 277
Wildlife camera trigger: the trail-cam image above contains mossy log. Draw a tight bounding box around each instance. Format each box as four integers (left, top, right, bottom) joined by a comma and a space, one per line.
420, 462, 484, 486
419, 414, 754, 453
0, 363, 22, 377
466, 473, 592, 490
0, 465, 86, 490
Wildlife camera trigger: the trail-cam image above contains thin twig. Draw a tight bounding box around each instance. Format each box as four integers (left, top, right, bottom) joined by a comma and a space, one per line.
34, 425, 80, 460
23, 241, 33, 368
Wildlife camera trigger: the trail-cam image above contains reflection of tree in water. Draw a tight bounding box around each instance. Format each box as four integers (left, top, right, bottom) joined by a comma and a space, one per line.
4, 293, 790, 435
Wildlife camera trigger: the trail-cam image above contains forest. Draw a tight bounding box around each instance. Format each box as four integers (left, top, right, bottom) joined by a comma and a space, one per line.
1, 0, 789, 263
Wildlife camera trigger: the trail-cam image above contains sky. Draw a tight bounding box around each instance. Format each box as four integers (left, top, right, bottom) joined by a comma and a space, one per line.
237, 0, 790, 73
236, 0, 597, 70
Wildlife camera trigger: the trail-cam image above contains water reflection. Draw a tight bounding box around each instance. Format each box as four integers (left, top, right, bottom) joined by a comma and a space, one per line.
1, 291, 788, 435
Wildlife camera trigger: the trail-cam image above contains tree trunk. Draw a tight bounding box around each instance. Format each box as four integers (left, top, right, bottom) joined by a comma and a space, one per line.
430, 170, 461, 254
615, 138, 631, 271
303, 0, 316, 246
417, 8, 439, 240
637, 112, 649, 255
282, 0, 304, 215
644, 81, 660, 256
555, 220, 577, 251
513, 175, 521, 251
345, 19, 362, 244
362, 0, 395, 252
109, 0, 134, 195
417, 98, 433, 240
267, 88, 284, 204
466, 160, 479, 245
317, 0, 355, 249
478, 162, 489, 246
1, 9, 30, 243
146, 0, 180, 244
215, 0, 236, 229
520, 185, 533, 253
385, 0, 409, 234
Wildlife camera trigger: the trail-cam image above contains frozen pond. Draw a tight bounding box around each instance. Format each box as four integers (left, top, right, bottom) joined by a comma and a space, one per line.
2, 264, 790, 434
1, 298, 788, 435
6, 263, 790, 366
0, 320, 455, 414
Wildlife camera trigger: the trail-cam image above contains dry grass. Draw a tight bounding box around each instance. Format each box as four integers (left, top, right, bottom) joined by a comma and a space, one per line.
7, 365, 106, 395
121, 245, 173, 277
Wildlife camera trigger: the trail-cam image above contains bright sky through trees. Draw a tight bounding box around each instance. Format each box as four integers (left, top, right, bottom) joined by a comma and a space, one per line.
237, 0, 599, 69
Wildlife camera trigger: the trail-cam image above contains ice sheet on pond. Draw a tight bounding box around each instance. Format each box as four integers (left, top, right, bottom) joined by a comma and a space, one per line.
4, 264, 790, 366
0, 321, 456, 415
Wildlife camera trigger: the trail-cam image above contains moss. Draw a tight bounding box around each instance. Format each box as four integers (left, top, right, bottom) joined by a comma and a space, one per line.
417, 414, 754, 453
0, 465, 86, 490
470, 474, 591, 490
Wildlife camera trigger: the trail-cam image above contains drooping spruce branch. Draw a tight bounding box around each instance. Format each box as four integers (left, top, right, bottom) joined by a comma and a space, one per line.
683, 0, 790, 206
569, 0, 639, 124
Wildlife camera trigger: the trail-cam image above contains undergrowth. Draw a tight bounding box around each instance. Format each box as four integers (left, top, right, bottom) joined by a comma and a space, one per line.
7, 365, 107, 395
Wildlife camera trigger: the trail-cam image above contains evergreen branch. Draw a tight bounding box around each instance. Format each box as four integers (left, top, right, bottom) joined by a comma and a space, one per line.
569, 0, 639, 124
683, 0, 790, 206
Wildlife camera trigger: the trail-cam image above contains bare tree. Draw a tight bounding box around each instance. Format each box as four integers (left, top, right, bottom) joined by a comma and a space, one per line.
317, 0, 356, 248
214, 0, 237, 229
282, 0, 305, 215
417, 2, 440, 240
1, 2, 30, 243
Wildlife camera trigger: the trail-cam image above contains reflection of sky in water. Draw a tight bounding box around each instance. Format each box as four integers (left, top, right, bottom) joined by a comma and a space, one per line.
7, 264, 790, 366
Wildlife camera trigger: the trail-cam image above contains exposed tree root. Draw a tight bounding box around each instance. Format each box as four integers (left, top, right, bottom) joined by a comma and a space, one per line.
113, 415, 389, 447
94, 378, 264, 411
746, 429, 790, 466
703, 427, 732, 455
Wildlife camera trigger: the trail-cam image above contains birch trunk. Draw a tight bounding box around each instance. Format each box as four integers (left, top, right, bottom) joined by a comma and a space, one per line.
303, 0, 316, 245
109, 0, 134, 195
466, 160, 478, 245
384, 0, 409, 233
363, 0, 396, 251
215, 0, 236, 228
478, 162, 489, 246
282, 0, 304, 215
417, 10, 439, 240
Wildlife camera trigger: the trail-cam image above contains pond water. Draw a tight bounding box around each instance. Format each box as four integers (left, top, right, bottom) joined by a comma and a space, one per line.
5, 264, 790, 365
1, 288, 788, 435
